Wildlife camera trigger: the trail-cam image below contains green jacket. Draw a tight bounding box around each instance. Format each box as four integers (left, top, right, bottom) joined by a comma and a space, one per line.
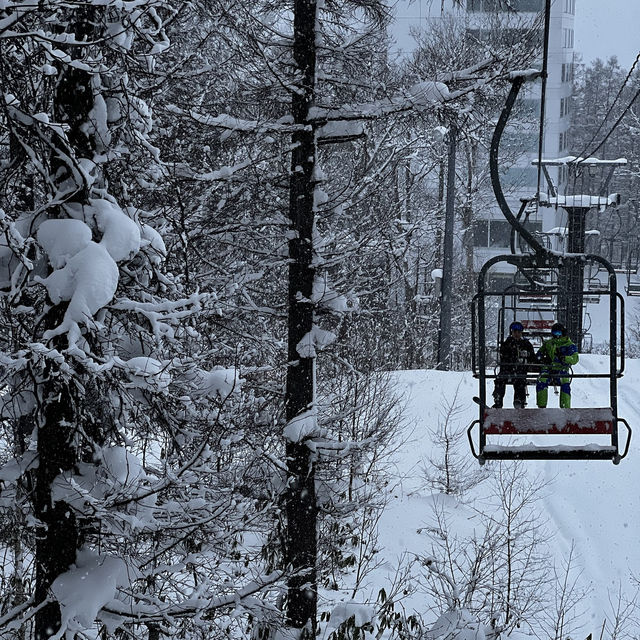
537, 335, 579, 371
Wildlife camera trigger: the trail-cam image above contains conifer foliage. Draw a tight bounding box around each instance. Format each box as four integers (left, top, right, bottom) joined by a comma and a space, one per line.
0, 2, 269, 638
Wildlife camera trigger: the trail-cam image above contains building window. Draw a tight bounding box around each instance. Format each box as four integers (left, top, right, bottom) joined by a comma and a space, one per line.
560, 97, 571, 118
563, 28, 574, 48
517, 220, 543, 251
559, 165, 568, 186
490, 221, 511, 247
558, 131, 570, 152
500, 166, 539, 188
473, 220, 512, 248
473, 220, 489, 246
564, 0, 575, 14
503, 130, 539, 153
561, 63, 574, 83
510, 0, 544, 10
488, 273, 516, 293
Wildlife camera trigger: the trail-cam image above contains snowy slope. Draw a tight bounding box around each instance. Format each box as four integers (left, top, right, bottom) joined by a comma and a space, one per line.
371, 355, 640, 637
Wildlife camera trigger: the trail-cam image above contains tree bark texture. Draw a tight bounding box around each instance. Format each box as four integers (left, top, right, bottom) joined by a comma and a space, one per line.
285, 0, 318, 636
33, 10, 97, 638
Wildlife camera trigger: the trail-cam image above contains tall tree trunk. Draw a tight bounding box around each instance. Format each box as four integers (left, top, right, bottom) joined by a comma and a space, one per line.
34, 371, 79, 640
285, 0, 318, 637
33, 10, 97, 638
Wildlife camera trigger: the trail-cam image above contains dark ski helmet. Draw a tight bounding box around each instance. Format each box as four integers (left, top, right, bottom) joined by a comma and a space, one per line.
509, 321, 524, 332
551, 322, 566, 336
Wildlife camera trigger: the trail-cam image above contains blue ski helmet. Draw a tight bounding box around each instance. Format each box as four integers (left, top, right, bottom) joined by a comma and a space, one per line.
509, 321, 524, 332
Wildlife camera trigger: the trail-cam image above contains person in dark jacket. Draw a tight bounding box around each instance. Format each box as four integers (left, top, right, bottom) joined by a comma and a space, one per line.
536, 322, 579, 408
493, 321, 536, 408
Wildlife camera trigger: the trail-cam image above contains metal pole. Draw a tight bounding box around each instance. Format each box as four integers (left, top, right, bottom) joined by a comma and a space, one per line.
437, 122, 456, 370
559, 207, 588, 344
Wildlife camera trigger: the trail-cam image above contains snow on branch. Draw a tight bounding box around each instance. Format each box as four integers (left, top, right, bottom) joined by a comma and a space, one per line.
33, 199, 145, 350
165, 105, 305, 136
111, 292, 208, 339
100, 570, 284, 624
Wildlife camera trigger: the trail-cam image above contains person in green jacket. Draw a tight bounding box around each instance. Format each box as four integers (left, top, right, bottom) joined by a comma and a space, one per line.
536, 322, 579, 408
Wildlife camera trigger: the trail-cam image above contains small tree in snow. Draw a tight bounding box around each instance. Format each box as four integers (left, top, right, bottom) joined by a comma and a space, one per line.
422, 390, 489, 496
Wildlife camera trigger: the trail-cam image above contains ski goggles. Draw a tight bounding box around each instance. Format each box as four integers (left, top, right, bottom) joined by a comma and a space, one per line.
551, 329, 563, 336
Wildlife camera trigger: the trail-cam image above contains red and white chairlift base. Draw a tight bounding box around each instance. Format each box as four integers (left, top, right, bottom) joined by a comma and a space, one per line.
468, 407, 631, 463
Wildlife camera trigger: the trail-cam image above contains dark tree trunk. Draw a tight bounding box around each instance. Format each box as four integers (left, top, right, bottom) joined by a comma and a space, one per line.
285, 0, 318, 637
34, 374, 79, 640
33, 9, 98, 638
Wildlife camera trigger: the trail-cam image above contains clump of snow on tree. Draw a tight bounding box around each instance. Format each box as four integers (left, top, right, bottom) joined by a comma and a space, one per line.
50, 547, 133, 638
139, 219, 167, 264
429, 608, 487, 640
284, 408, 326, 442
99, 446, 147, 487
86, 198, 141, 261
37, 219, 92, 269
34, 199, 146, 348
125, 356, 171, 392
35, 240, 119, 347
185, 366, 242, 398
312, 274, 356, 312
296, 324, 336, 358
327, 601, 375, 630
407, 81, 450, 106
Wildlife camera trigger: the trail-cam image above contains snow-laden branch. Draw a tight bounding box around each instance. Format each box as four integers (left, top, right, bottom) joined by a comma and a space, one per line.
164, 105, 305, 136
102, 569, 284, 623
164, 62, 521, 140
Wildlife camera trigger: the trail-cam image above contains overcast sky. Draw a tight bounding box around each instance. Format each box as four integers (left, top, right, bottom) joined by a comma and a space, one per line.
575, 0, 640, 69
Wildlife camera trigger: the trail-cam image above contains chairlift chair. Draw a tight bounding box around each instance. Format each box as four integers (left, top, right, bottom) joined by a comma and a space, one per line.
468, 253, 631, 464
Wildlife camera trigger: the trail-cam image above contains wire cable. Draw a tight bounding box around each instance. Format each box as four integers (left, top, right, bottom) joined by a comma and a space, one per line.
576, 50, 640, 162
585, 83, 640, 160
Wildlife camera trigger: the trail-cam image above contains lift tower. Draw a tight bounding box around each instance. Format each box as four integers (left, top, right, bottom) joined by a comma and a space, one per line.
533, 157, 626, 346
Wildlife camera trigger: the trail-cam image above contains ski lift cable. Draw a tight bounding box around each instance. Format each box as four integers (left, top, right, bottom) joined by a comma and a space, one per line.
576, 50, 640, 162
583, 82, 640, 160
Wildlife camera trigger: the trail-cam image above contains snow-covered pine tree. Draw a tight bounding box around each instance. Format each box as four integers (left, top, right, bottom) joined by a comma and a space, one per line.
0, 3, 281, 638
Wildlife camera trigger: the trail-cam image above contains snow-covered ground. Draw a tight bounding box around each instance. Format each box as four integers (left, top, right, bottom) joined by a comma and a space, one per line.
369, 354, 640, 638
